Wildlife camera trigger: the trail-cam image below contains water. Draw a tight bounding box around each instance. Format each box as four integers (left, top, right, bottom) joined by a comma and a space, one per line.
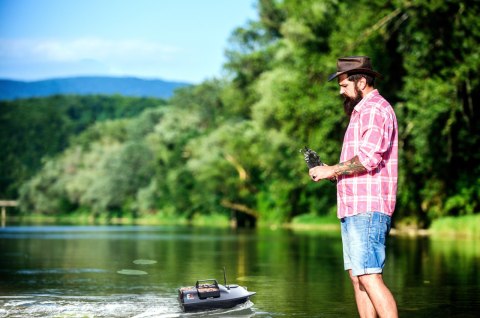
0, 225, 479, 317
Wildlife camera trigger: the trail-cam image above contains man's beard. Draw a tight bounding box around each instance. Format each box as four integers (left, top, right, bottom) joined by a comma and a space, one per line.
342, 87, 363, 116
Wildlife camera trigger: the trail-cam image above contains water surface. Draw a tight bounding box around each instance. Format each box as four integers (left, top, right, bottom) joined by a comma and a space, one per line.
0, 225, 479, 317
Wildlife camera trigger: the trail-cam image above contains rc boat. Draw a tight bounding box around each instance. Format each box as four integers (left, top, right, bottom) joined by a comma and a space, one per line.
178, 268, 255, 312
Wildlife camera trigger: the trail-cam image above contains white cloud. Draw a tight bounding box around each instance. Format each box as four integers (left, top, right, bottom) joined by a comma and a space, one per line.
0, 37, 215, 82
0, 37, 180, 63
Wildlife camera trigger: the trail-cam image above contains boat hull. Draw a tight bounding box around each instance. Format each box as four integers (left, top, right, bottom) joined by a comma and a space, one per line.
178, 283, 255, 312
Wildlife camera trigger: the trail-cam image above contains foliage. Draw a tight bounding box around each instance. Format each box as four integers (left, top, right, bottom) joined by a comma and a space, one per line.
10, 0, 480, 227
0, 95, 165, 199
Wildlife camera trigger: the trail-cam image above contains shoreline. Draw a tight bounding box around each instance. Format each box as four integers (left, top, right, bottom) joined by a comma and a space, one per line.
2, 214, 478, 238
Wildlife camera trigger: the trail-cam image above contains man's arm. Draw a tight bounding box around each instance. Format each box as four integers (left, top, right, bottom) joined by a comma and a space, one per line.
333, 155, 367, 176
309, 155, 367, 182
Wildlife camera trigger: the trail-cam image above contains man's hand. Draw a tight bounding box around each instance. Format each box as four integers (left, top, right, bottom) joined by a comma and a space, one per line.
309, 165, 337, 182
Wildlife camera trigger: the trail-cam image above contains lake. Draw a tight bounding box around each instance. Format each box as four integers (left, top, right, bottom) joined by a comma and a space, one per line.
0, 225, 479, 317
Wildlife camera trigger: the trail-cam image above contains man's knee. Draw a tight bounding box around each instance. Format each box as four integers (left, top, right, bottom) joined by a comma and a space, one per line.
349, 271, 366, 291
358, 273, 383, 290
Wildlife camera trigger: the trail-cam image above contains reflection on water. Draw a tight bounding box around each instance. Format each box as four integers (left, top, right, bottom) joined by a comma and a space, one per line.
0, 225, 479, 317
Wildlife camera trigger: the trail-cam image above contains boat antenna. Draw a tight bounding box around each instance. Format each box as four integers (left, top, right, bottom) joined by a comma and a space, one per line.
223, 266, 230, 290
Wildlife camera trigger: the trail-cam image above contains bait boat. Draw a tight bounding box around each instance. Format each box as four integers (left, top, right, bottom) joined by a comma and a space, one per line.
178, 269, 255, 312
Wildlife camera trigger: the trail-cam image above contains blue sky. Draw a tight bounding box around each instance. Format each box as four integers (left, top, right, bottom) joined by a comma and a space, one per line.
0, 0, 257, 83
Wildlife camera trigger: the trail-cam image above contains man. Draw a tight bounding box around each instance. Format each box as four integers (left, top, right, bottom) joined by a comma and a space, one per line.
309, 56, 398, 318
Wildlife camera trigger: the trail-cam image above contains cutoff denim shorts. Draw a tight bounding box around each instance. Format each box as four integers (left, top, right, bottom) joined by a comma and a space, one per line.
341, 211, 392, 277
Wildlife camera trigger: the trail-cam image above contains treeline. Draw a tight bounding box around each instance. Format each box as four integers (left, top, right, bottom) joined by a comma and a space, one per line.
0, 95, 166, 198
8, 0, 480, 227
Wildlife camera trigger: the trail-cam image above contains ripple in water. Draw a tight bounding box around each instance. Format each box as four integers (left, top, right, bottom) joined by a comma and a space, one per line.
0, 295, 255, 318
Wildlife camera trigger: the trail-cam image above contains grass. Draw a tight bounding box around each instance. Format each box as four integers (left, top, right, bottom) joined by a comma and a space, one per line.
190, 213, 231, 227
289, 213, 480, 238
287, 213, 339, 231
7, 211, 229, 227
429, 214, 480, 238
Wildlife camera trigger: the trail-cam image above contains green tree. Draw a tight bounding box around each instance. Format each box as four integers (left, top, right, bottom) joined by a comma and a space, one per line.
16, 0, 480, 227
0, 95, 164, 199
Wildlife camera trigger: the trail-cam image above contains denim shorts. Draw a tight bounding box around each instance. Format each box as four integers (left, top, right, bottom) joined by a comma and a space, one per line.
341, 211, 392, 277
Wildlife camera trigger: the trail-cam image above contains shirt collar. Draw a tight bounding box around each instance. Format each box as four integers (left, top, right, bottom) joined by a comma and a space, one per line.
353, 89, 379, 113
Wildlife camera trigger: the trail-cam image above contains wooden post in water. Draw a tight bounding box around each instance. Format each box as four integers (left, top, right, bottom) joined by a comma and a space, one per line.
0, 200, 18, 227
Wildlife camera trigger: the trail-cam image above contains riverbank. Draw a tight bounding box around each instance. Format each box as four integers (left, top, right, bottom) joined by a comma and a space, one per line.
3, 212, 230, 228
287, 214, 480, 238
428, 214, 480, 238
3, 213, 479, 238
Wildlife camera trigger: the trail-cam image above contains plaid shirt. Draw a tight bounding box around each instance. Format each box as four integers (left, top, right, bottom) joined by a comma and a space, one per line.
337, 89, 398, 218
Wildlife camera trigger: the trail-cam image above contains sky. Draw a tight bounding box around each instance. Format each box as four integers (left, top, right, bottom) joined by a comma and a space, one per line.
0, 0, 257, 83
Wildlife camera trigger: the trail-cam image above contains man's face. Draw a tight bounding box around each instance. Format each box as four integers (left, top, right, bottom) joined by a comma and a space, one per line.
338, 74, 362, 116
338, 74, 356, 98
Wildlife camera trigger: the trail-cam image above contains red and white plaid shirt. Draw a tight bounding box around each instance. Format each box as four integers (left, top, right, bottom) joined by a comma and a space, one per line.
337, 89, 398, 219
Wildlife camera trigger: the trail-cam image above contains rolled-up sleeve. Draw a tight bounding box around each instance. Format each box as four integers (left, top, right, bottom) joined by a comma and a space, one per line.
357, 104, 393, 171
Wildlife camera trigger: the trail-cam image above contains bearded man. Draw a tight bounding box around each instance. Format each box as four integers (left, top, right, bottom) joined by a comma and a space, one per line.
309, 56, 398, 318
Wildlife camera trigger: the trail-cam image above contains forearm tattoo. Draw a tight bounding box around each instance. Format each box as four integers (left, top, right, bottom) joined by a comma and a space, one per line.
334, 156, 367, 176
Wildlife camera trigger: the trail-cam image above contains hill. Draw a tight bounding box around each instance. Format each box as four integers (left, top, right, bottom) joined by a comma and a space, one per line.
0, 76, 191, 100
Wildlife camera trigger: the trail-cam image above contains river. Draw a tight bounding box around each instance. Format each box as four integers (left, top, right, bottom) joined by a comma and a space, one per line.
0, 225, 479, 317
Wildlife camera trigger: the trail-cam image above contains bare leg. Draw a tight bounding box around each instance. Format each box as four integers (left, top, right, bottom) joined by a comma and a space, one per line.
349, 270, 377, 318
358, 273, 398, 318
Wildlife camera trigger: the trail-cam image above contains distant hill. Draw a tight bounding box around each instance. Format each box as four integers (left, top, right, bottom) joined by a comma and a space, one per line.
0, 76, 191, 100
